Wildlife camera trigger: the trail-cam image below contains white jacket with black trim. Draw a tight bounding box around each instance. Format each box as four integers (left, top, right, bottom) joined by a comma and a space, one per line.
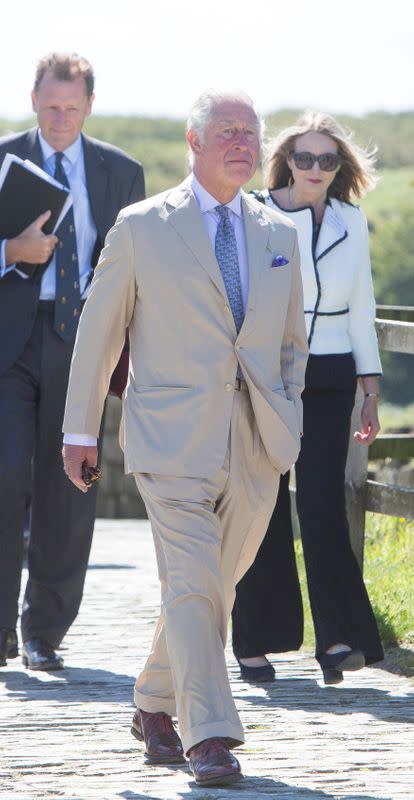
262, 191, 382, 376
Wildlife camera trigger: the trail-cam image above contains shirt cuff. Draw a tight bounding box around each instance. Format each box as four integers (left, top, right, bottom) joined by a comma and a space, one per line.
0, 240, 30, 279
0, 240, 7, 275
63, 433, 97, 446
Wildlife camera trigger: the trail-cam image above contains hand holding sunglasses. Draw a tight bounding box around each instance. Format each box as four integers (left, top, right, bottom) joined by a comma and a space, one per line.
290, 151, 341, 171
81, 463, 102, 487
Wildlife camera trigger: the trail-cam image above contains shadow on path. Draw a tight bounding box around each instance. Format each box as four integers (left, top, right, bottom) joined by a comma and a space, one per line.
119, 772, 395, 799
0, 665, 135, 705
236, 672, 414, 727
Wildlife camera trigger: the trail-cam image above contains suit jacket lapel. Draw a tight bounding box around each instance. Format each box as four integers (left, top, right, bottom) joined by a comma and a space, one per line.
82, 134, 108, 238
27, 132, 107, 240
316, 200, 348, 261
26, 128, 44, 168
165, 180, 228, 300
20, 130, 52, 281
240, 191, 270, 337
166, 182, 271, 337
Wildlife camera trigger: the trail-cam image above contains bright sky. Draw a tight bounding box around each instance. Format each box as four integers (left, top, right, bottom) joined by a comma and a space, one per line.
1, 0, 412, 119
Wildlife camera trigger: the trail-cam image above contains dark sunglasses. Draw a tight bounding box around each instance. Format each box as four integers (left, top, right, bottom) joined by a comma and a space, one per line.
290, 151, 341, 172
81, 463, 102, 487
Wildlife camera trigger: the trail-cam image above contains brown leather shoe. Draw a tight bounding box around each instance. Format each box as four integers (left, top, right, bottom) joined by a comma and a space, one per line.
130, 708, 185, 764
189, 737, 243, 786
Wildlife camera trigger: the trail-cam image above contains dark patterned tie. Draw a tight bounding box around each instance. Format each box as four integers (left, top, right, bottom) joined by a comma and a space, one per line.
53, 152, 81, 342
215, 205, 244, 333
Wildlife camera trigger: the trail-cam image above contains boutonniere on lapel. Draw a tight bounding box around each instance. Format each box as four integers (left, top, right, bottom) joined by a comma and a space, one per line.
271, 255, 289, 267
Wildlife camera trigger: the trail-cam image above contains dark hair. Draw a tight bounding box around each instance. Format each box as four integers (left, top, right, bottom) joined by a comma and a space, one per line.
33, 52, 94, 98
265, 110, 377, 202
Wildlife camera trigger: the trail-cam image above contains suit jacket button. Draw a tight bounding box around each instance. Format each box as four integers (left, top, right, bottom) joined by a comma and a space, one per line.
225, 383, 233, 392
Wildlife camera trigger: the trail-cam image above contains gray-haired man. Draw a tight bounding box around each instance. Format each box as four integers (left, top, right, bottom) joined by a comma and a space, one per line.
63, 89, 307, 785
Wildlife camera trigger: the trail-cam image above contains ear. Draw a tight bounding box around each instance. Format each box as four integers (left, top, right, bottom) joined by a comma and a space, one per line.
86, 93, 95, 117
187, 128, 203, 157
31, 90, 38, 113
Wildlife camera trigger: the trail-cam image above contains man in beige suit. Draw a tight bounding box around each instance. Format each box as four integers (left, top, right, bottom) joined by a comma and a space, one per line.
62, 90, 308, 787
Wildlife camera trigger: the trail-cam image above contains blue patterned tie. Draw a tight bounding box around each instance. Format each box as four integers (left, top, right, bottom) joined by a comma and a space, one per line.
214, 205, 244, 333
53, 152, 81, 342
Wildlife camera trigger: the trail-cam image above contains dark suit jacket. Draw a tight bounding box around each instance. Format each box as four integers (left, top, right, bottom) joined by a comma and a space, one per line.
0, 127, 145, 376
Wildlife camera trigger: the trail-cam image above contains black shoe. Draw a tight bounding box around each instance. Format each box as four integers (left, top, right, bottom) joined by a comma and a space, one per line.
319, 649, 365, 685
0, 629, 18, 667
322, 668, 344, 685
237, 657, 275, 683
22, 638, 64, 671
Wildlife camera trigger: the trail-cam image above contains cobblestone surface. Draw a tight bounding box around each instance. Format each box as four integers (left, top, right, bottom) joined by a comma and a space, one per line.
1, 519, 413, 799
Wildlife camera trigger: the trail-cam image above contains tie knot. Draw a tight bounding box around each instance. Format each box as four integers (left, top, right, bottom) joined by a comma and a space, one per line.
55, 151, 64, 167
216, 205, 230, 221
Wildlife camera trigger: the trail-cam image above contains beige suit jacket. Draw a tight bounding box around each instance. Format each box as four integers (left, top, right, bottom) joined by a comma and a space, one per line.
63, 179, 308, 477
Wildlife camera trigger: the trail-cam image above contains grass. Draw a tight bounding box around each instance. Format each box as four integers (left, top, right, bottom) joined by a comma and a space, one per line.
364, 514, 414, 646
295, 513, 414, 674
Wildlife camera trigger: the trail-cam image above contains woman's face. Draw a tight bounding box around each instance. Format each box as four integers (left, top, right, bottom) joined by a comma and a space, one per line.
287, 130, 341, 199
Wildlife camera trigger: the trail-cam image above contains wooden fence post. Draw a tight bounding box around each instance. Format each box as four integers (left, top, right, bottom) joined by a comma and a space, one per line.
345, 385, 369, 570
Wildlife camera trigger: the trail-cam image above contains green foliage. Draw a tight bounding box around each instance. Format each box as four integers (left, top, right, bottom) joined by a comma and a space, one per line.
379, 402, 414, 432
359, 169, 414, 405
84, 116, 189, 196
368, 207, 414, 306
296, 513, 414, 656
361, 167, 414, 220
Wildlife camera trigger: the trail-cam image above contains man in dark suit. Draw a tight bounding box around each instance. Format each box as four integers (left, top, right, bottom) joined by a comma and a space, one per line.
0, 52, 145, 670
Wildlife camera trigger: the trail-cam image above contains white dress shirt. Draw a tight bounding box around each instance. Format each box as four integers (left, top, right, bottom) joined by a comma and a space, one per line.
64, 174, 250, 447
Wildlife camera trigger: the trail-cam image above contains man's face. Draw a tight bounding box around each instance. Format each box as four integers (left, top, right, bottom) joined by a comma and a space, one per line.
31, 73, 94, 152
188, 100, 260, 200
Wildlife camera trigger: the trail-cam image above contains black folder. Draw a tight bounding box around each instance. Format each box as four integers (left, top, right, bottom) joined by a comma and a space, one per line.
0, 159, 69, 239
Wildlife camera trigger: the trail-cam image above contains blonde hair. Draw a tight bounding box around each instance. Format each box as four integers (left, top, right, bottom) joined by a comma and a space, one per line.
264, 111, 377, 201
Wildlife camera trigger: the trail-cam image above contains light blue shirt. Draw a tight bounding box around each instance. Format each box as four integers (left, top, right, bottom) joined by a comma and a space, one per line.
190, 173, 249, 312
1, 131, 97, 300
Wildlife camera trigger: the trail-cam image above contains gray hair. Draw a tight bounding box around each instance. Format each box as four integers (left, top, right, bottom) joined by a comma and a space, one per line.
186, 89, 264, 167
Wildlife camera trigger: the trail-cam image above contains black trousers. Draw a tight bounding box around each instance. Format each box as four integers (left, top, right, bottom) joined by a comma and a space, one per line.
232, 471, 303, 658
0, 306, 98, 647
232, 354, 383, 666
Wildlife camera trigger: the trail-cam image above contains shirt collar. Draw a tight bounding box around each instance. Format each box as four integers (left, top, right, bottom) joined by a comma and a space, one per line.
38, 130, 82, 167
191, 172, 242, 218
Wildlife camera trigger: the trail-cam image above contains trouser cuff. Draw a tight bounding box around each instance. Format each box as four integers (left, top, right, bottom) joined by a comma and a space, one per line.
182, 720, 244, 756
134, 689, 176, 717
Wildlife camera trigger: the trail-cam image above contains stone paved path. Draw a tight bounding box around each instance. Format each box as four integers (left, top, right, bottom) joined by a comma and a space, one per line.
1, 520, 413, 800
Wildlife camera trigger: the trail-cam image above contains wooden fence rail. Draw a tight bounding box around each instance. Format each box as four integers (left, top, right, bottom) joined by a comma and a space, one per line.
346, 314, 414, 566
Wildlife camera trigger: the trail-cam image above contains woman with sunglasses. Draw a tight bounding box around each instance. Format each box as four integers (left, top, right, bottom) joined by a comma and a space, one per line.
232, 111, 384, 685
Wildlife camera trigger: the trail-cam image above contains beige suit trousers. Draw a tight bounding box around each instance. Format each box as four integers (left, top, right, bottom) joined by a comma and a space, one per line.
134, 386, 280, 754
